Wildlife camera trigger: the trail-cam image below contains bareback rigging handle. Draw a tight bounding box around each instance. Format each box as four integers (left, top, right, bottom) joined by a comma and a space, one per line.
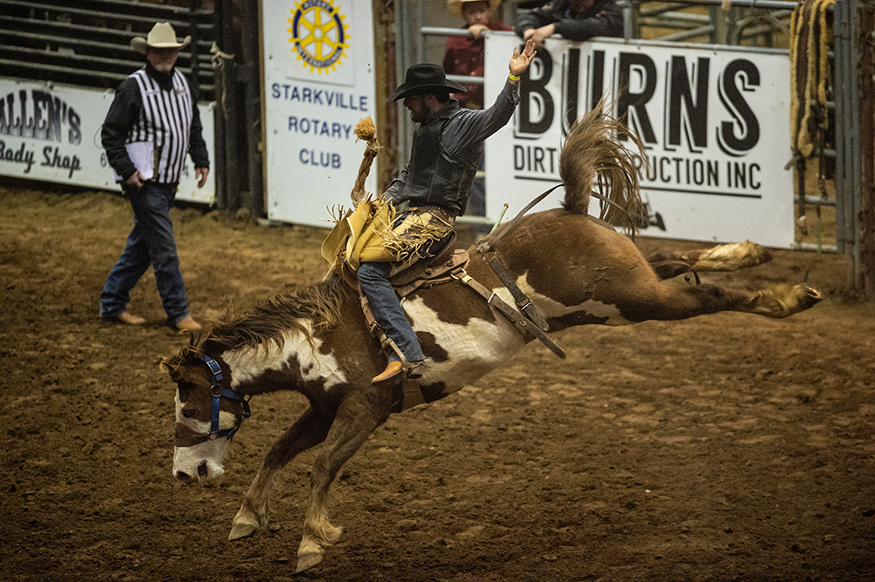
477, 184, 563, 255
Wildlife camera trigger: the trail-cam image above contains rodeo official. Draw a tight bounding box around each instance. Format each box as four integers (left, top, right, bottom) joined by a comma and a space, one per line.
99, 22, 209, 332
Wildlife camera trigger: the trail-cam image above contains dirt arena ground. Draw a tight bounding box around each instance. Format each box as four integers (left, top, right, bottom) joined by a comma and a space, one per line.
2, 185, 874, 582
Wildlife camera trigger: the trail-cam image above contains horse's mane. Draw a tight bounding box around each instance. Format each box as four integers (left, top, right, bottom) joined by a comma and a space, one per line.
559, 102, 647, 233
166, 273, 348, 366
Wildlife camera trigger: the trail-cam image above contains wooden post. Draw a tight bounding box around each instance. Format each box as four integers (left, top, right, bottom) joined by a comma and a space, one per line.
858, 0, 875, 293
242, 0, 264, 217
218, 0, 242, 212
373, 0, 398, 195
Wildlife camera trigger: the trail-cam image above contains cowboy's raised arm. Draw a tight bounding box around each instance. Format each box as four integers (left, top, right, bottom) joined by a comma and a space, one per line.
440, 39, 539, 156
507, 39, 537, 85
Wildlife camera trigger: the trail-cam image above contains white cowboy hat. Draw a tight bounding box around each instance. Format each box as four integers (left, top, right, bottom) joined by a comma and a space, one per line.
447, 0, 501, 17
131, 22, 191, 54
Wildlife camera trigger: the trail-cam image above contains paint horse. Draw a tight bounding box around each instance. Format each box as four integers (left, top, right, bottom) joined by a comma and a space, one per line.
164, 108, 822, 573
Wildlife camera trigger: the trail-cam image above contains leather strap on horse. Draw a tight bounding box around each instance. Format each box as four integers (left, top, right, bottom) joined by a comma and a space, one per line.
482, 255, 549, 332
649, 260, 702, 285
358, 290, 381, 338
452, 269, 566, 359
355, 283, 414, 368
476, 184, 563, 334
479, 184, 563, 254
354, 278, 432, 412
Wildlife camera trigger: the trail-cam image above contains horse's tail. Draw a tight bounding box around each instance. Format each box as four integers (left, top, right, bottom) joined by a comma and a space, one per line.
559, 101, 647, 233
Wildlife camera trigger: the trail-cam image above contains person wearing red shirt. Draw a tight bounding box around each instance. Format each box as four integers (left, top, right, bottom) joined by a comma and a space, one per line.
443, 0, 512, 110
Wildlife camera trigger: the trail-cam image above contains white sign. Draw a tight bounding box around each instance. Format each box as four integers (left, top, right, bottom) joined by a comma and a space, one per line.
262, 0, 377, 227
484, 35, 794, 248
0, 77, 215, 204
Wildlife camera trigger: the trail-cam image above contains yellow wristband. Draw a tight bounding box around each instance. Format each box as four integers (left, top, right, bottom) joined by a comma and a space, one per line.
508, 73, 520, 82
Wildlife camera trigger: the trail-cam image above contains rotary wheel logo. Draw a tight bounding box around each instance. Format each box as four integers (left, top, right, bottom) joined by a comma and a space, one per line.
287, 0, 350, 74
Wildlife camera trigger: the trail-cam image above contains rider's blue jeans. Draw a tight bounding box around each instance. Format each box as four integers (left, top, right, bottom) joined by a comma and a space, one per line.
99, 181, 191, 324
357, 261, 425, 364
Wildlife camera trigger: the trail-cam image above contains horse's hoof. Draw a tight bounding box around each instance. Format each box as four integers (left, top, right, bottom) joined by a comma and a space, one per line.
228, 521, 258, 541
751, 283, 823, 317
797, 284, 824, 308
296, 535, 327, 573
733, 240, 772, 268
295, 550, 324, 573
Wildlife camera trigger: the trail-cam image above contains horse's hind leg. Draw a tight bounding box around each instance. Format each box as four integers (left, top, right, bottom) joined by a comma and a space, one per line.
639, 241, 822, 317
229, 406, 333, 541
648, 240, 773, 280
296, 394, 388, 573
639, 281, 822, 321
743, 282, 823, 317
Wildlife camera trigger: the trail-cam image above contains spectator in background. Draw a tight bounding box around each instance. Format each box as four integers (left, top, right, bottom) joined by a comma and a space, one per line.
515, 0, 623, 48
443, 0, 512, 110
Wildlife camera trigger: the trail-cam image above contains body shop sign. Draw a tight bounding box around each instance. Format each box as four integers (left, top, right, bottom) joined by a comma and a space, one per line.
485, 36, 793, 247
0, 80, 95, 182
0, 77, 215, 204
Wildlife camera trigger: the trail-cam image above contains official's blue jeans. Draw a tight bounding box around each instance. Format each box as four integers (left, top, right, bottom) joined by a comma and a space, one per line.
99, 181, 191, 324
357, 261, 424, 363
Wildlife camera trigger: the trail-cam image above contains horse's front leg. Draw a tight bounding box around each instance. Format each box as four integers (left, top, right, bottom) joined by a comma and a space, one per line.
229, 406, 333, 541
296, 393, 390, 573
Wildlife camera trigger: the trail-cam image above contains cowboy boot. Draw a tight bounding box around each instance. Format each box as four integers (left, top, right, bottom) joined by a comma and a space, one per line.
372, 361, 403, 384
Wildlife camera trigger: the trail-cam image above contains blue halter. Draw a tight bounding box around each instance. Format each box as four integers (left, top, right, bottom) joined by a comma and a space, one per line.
198, 354, 251, 441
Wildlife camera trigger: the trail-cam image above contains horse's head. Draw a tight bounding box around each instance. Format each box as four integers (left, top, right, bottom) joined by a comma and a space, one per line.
162, 343, 250, 484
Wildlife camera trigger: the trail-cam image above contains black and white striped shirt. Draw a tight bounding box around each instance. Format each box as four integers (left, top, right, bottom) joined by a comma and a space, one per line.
128, 68, 193, 184
102, 64, 208, 185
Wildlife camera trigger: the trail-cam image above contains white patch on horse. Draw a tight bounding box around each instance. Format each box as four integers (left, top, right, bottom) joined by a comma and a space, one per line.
173, 440, 229, 481
172, 392, 232, 481
509, 274, 633, 325
403, 296, 526, 387
220, 322, 347, 389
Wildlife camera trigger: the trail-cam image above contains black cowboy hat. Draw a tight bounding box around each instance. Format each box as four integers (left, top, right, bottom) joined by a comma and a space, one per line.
387, 64, 467, 102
